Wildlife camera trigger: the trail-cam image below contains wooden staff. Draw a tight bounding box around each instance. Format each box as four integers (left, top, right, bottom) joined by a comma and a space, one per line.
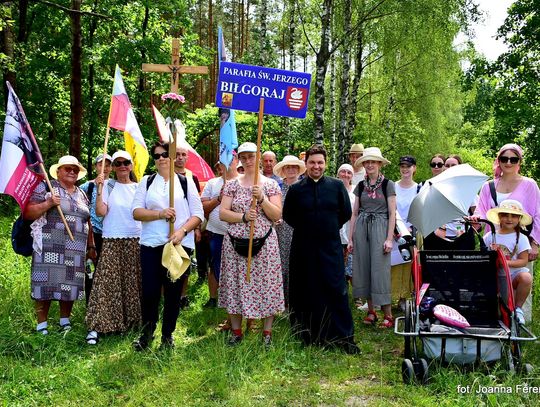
246, 98, 265, 281
168, 122, 176, 236
39, 163, 74, 241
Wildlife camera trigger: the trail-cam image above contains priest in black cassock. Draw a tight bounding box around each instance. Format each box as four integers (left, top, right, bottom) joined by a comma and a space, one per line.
283, 145, 359, 354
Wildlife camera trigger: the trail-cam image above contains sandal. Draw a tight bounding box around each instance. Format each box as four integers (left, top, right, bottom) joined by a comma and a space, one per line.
379, 315, 394, 329
60, 323, 72, 332
37, 327, 49, 335
363, 311, 378, 325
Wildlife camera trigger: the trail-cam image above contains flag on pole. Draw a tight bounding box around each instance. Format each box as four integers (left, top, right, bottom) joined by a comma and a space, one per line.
0, 82, 45, 210
109, 65, 149, 181
151, 104, 172, 143
175, 120, 215, 182
218, 26, 238, 168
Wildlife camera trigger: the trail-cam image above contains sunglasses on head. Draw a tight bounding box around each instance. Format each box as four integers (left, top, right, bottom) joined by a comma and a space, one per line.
152, 151, 169, 160
430, 162, 444, 168
113, 160, 132, 167
498, 156, 520, 164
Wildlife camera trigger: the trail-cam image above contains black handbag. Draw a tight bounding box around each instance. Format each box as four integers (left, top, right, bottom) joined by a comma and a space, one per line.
228, 228, 272, 257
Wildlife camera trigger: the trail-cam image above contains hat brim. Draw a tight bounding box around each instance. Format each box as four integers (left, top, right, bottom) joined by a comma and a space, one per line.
355, 155, 390, 167
486, 208, 533, 227
49, 163, 87, 181
273, 161, 306, 178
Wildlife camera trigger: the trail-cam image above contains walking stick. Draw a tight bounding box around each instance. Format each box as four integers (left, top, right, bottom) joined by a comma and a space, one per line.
246, 98, 265, 282
168, 122, 176, 237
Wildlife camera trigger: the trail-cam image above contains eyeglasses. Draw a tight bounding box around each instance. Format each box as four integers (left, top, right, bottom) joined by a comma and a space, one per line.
430, 162, 444, 168
62, 166, 80, 174
498, 156, 520, 164
152, 152, 169, 160
113, 160, 132, 167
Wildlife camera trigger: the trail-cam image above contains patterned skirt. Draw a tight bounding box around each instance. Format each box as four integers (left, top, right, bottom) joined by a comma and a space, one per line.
85, 238, 142, 333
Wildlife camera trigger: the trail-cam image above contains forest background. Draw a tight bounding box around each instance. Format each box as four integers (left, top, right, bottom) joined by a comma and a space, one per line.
1, 0, 539, 182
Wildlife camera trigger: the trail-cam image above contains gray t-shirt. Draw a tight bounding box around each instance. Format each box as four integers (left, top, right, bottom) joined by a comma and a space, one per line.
353, 179, 396, 214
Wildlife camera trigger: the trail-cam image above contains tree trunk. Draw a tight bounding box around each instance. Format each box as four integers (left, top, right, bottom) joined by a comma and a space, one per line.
2, 2, 16, 104
137, 4, 149, 108
347, 27, 364, 146
313, 0, 332, 145
18, 0, 30, 42
337, 0, 352, 165
69, 0, 82, 159
86, 0, 99, 171
288, 0, 295, 71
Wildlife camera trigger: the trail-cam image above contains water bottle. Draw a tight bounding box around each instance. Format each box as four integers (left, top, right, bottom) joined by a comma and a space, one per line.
85, 259, 95, 279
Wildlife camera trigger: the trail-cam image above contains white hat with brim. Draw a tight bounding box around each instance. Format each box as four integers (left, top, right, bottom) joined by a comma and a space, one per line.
112, 150, 132, 162
355, 147, 390, 167
238, 142, 257, 154
486, 199, 532, 228
49, 155, 87, 181
273, 155, 306, 178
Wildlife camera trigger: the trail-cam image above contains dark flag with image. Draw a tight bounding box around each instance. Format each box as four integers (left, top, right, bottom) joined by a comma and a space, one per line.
0, 81, 44, 209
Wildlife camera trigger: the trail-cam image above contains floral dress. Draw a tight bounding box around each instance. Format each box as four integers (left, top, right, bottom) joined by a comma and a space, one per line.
218, 178, 285, 318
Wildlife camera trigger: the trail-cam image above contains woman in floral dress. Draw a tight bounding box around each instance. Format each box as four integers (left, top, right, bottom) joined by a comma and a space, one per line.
219, 142, 284, 346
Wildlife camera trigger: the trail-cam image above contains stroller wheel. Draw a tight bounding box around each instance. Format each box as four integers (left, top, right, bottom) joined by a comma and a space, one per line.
415, 358, 429, 384
402, 358, 415, 385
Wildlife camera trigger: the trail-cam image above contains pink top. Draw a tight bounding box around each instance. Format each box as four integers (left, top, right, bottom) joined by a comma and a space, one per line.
475, 176, 540, 242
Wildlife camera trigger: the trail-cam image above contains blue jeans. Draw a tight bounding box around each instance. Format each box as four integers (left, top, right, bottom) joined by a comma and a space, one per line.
208, 232, 224, 281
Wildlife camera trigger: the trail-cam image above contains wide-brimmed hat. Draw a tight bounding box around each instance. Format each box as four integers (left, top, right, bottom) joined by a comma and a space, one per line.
355, 147, 390, 166
348, 143, 364, 154
50, 155, 87, 180
238, 142, 257, 154
94, 153, 112, 164
273, 155, 306, 178
112, 150, 132, 162
487, 199, 532, 227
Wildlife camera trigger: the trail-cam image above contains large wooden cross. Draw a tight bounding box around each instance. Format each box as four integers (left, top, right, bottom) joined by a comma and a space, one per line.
142, 38, 208, 93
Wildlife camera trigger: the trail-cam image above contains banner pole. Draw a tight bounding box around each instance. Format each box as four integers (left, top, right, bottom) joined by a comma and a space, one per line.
246, 97, 265, 282
39, 163, 75, 241
169, 123, 176, 237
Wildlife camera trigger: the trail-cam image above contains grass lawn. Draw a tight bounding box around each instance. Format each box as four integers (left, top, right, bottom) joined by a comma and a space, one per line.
1, 215, 539, 406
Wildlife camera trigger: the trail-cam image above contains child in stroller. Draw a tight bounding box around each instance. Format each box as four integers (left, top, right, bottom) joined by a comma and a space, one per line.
484, 199, 533, 325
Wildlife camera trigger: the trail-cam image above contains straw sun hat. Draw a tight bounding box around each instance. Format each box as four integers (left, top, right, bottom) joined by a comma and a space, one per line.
273, 155, 306, 178
49, 155, 87, 181
354, 147, 390, 167
486, 199, 532, 228
348, 143, 364, 154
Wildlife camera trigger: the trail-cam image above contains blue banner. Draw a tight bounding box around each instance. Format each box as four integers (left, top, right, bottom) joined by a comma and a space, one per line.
215, 62, 312, 119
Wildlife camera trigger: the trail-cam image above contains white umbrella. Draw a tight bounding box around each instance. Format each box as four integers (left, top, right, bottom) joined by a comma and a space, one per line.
408, 164, 489, 236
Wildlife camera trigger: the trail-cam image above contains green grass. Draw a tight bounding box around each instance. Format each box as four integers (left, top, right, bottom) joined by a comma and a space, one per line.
1, 213, 540, 406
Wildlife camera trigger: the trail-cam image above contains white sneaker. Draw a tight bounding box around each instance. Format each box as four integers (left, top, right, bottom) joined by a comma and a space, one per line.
86, 330, 98, 345
515, 307, 525, 325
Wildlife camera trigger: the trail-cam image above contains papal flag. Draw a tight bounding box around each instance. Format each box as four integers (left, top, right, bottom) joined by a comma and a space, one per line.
218, 26, 238, 169
0, 81, 44, 210
108, 65, 148, 180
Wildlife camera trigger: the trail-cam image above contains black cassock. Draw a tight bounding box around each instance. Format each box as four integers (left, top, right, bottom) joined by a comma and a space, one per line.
283, 175, 355, 346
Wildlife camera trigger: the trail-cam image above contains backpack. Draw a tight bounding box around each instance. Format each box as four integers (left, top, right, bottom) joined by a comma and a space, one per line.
146, 173, 188, 203
356, 178, 389, 200
488, 180, 533, 236
11, 183, 50, 256
86, 180, 116, 204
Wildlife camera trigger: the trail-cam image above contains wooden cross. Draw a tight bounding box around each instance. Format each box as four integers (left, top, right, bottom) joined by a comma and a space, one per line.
142, 38, 208, 93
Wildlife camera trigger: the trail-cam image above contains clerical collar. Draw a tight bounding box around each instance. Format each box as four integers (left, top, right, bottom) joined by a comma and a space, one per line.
308, 175, 324, 183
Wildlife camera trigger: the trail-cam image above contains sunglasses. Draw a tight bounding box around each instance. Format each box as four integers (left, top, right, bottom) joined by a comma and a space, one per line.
498, 156, 520, 164
62, 166, 80, 174
430, 162, 444, 168
113, 160, 132, 167
152, 152, 169, 160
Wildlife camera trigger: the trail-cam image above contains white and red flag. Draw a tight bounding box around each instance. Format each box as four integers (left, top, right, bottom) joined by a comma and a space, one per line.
0, 82, 45, 209
108, 65, 149, 181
